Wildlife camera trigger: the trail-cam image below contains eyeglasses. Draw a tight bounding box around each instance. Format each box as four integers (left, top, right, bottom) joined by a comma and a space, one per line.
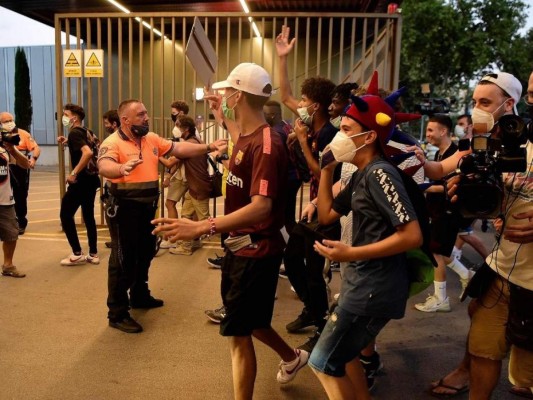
523, 93, 533, 106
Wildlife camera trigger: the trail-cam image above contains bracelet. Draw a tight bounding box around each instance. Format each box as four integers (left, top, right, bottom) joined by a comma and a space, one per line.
207, 216, 216, 237
206, 143, 211, 153
119, 164, 126, 176
310, 202, 318, 209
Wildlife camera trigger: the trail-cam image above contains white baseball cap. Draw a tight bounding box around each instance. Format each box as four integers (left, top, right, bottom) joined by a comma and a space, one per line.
212, 63, 272, 97
480, 72, 522, 105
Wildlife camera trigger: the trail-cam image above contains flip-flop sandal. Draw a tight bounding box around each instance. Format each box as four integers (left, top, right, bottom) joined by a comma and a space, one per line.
2, 266, 26, 278
509, 386, 533, 399
430, 378, 469, 398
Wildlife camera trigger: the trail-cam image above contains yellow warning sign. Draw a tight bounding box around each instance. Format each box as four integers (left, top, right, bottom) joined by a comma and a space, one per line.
84, 49, 104, 78
65, 53, 80, 66
86, 52, 101, 67
62, 50, 82, 78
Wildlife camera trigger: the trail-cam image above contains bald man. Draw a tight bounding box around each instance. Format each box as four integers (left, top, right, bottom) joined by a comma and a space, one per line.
0, 112, 40, 235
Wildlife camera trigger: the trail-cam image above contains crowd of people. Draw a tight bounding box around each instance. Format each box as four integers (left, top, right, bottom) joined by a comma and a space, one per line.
1, 23, 532, 400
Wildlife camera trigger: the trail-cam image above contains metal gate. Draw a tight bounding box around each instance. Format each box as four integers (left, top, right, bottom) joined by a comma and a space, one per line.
55, 11, 402, 222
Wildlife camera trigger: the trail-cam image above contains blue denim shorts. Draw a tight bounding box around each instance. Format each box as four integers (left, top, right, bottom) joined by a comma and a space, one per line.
308, 306, 389, 377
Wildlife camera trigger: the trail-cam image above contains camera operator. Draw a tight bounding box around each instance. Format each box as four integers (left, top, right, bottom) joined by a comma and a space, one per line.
410, 72, 533, 398
0, 112, 40, 235
0, 132, 30, 278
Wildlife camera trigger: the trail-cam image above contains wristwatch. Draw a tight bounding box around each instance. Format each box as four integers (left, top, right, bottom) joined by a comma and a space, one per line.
70, 171, 77, 176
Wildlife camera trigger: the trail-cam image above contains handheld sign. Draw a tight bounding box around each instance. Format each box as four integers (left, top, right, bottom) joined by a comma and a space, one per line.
185, 17, 218, 89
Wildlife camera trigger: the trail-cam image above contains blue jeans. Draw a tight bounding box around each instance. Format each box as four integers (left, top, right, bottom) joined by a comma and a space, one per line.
308, 305, 389, 377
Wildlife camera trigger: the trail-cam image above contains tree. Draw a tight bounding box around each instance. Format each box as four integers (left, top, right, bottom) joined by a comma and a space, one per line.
399, 0, 531, 112
14, 47, 32, 132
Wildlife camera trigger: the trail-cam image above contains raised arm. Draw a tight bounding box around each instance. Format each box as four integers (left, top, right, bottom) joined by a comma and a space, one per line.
275, 25, 299, 115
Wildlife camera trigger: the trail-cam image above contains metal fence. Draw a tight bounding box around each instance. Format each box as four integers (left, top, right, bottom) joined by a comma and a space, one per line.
54, 11, 401, 220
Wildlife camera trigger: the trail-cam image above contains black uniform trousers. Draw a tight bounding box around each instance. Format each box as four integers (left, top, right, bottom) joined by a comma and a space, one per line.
106, 198, 157, 321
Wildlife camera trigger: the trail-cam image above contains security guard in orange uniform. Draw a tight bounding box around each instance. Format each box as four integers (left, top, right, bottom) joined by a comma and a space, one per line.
98, 99, 227, 333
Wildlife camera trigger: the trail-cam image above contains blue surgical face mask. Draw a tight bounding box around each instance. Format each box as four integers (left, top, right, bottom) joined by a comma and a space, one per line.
297, 103, 317, 126
222, 91, 239, 121
330, 116, 342, 129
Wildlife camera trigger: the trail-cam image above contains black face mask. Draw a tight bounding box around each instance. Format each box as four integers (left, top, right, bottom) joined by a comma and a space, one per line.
131, 124, 149, 137
171, 114, 178, 123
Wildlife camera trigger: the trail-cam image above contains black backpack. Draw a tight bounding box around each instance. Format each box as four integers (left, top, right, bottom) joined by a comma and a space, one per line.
74, 127, 100, 175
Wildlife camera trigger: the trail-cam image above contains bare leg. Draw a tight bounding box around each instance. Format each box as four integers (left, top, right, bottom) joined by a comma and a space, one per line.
434, 254, 446, 283
311, 359, 370, 400
359, 340, 375, 358
345, 357, 371, 400
165, 199, 178, 219
252, 327, 295, 362
229, 336, 256, 400
469, 355, 501, 400
2, 240, 16, 266
461, 234, 490, 259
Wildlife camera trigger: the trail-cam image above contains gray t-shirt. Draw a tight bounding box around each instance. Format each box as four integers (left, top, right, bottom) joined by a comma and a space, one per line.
333, 158, 417, 319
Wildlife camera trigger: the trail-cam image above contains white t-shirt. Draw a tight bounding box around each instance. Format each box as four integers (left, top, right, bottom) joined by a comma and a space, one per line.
487, 141, 533, 290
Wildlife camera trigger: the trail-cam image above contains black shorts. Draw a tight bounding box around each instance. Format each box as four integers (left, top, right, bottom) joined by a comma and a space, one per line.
220, 252, 282, 336
429, 212, 461, 257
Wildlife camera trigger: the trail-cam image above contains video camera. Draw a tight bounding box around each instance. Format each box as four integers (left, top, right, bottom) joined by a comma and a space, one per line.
414, 98, 450, 116
0, 128, 21, 146
455, 114, 532, 218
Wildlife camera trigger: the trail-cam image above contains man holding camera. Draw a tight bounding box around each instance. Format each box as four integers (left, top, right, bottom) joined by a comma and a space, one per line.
411, 72, 533, 398
0, 112, 40, 235
0, 129, 30, 278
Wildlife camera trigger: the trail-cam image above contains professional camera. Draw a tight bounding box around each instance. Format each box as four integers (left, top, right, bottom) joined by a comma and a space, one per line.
455, 114, 532, 218
0, 129, 21, 146
414, 98, 450, 116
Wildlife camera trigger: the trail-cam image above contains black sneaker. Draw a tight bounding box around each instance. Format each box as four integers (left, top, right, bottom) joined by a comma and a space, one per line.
205, 305, 226, 323
297, 331, 320, 353
130, 296, 164, 309
359, 351, 383, 391
207, 254, 224, 269
286, 308, 316, 333
109, 317, 143, 333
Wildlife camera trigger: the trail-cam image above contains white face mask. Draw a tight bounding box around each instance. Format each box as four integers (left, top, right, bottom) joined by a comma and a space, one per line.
328, 130, 369, 163
1, 121, 16, 132
471, 100, 508, 133
297, 103, 316, 126
454, 125, 466, 139
330, 116, 342, 129
62, 115, 73, 128
172, 126, 181, 139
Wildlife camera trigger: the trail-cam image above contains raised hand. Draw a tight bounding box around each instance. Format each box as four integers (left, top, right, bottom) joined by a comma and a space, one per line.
275, 25, 296, 57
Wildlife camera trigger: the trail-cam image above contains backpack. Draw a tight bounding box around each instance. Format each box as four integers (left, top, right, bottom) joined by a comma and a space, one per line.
76, 127, 100, 175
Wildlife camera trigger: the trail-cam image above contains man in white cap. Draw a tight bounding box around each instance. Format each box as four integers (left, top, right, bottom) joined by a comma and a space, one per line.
411, 72, 533, 398
152, 63, 308, 399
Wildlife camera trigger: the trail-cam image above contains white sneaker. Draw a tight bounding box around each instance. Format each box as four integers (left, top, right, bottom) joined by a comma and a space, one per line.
160, 240, 176, 249
60, 253, 86, 266
459, 269, 475, 299
85, 254, 100, 265
414, 295, 451, 313
277, 349, 309, 384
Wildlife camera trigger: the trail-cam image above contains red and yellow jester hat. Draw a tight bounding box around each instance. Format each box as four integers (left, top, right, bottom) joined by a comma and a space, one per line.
344, 71, 420, 152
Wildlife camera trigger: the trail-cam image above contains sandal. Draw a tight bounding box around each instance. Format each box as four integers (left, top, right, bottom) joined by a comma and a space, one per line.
430, 378, 469, 398
510, 386, 533, 399
2, 265, 26, 278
